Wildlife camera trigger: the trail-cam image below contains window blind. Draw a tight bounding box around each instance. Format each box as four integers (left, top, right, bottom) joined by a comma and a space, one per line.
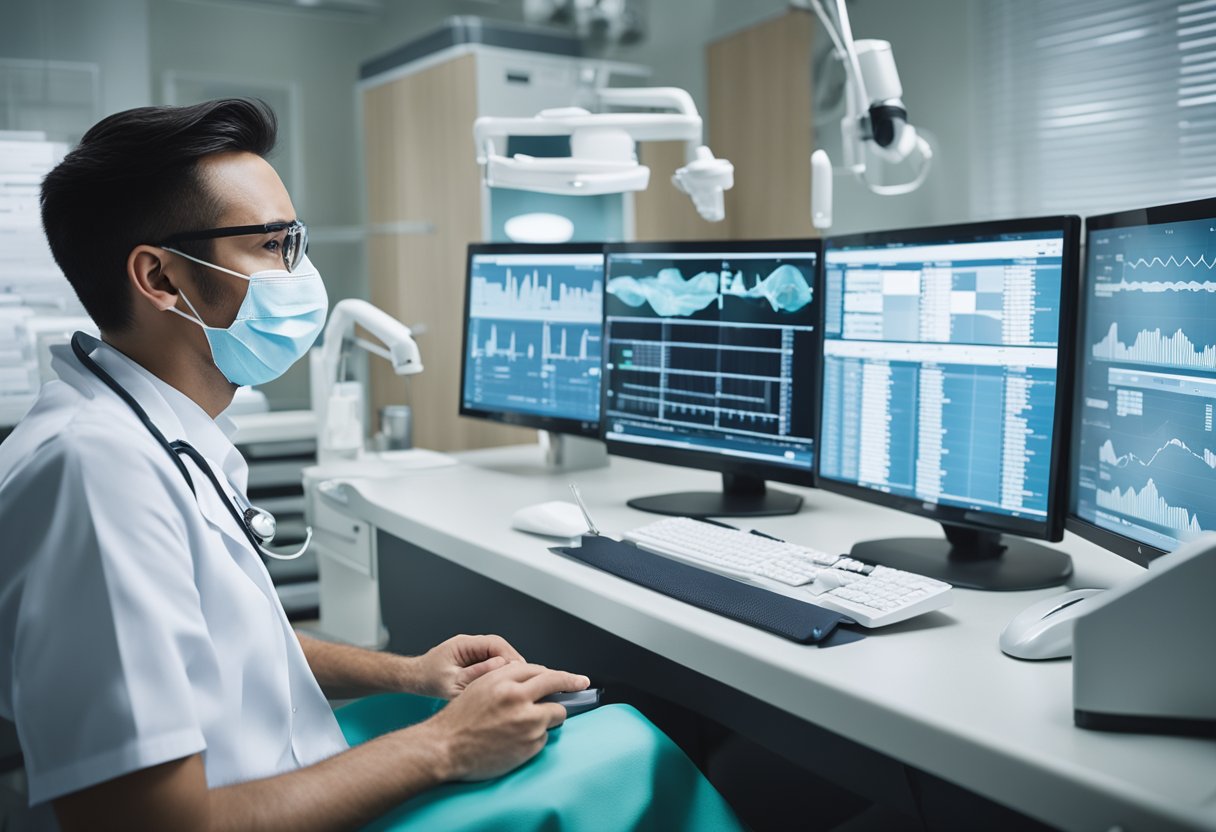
972, 0, 1216, 218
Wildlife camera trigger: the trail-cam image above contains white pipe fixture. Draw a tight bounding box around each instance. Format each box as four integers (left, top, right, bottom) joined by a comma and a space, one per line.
473, 86, 734, 222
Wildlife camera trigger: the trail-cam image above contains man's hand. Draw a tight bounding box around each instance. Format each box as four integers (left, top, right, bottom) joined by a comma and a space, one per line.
422, 662, 590, 781
412, 634, 526, 699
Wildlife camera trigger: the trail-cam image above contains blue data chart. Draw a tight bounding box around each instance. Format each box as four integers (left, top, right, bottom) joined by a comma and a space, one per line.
1073, 216, 1216, 550
462, 253, 604, 424
824, 233, 1063, 348
819, 231, 1066, 518
602, 252, 819, 471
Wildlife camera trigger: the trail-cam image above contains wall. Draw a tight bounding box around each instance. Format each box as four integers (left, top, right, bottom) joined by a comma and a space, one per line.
0, 0, 151, 119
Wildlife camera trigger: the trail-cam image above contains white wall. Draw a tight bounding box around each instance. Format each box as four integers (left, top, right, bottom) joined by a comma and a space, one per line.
0, 0, 151, 119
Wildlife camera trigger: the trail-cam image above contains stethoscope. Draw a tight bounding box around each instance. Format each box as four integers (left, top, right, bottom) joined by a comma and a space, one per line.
71, 333, 311, 560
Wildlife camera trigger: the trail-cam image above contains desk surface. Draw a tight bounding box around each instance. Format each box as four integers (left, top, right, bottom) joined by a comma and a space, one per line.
321, 444, 1216, 832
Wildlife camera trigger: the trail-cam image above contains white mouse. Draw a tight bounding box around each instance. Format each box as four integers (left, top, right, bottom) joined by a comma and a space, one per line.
999, 588, 1105, 660
510, 501, 590, 538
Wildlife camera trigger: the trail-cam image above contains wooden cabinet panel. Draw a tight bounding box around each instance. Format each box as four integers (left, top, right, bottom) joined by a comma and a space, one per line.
362, 53, 532, 451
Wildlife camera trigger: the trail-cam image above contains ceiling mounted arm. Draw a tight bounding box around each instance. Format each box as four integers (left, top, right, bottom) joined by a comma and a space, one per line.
472, 86, 734, 222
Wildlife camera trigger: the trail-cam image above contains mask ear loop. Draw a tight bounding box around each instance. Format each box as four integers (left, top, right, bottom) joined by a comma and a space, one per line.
162, 246, 255, 281
166, 289, 216, 330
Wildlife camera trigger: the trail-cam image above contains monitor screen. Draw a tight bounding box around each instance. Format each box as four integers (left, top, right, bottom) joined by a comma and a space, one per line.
460, 244, 605, 436
1069, 199, 1216, 563
818, 219, 1078, 540
601, 241, 820, 485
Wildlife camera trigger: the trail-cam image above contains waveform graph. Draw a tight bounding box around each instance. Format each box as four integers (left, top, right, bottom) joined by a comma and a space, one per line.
1103, 251, 1216, 298
471, 320, 539, 362
464, 315, 602, 423
1095, 478, 1204, 541
1091, 322, 1216, 370
1098, 437, 1216, 471
542, 323, 601, 364
1081, 365, 1216, 539
721, 263, 813, 313
603, 316, 807, 440
468, 260, 603, 324
606, 259, 815, 320
607, 268, 720, 317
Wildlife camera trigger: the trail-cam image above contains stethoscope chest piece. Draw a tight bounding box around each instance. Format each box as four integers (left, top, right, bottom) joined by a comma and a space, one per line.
244, 506, 277, 543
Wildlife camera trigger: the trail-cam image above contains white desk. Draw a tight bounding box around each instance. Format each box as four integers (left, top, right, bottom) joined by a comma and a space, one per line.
318, 444, 1216, 832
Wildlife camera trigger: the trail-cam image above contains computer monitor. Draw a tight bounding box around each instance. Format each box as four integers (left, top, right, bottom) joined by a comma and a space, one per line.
460, 243, 605, 437
601, 239, 821, 517
817, 217, 1081, 590
1068, 197, 1216, 566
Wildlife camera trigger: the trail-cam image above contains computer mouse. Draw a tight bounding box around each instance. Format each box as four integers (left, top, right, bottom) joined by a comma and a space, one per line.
510, 501, 590, 538
540, 688, 603, 719
999, 588, 1105, 660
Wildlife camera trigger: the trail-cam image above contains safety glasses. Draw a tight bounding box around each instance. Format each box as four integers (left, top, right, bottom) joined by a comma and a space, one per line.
160, 219, 308, 272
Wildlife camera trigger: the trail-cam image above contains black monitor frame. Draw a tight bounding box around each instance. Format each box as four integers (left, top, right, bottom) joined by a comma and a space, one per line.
600, 238, 822, 516
459, 242, 606, 439
815, 216, 1082, 589
1065, 196, 1216, 567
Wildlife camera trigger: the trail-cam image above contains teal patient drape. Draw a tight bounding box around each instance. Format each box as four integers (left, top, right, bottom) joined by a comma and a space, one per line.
335, 693, 744, 832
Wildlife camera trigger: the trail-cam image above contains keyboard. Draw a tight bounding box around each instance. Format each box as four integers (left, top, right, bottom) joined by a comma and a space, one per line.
623, 517, 952, 628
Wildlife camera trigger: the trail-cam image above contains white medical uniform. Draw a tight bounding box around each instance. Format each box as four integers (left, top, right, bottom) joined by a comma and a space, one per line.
0, 335, 348, 826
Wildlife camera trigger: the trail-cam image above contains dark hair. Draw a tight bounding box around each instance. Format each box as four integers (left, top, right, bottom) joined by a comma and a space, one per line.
40, 98, 277, 332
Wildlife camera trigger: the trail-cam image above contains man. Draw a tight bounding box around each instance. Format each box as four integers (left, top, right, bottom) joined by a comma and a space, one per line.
0, 99, 739, 831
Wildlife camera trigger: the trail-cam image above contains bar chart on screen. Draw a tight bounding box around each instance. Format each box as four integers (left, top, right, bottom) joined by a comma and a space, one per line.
464, 254, 603, 423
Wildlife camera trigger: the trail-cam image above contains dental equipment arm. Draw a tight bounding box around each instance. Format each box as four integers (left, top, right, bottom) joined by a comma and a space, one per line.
800, 0, 934, 228
473, 86, 734, 222
309, 299, 422, 460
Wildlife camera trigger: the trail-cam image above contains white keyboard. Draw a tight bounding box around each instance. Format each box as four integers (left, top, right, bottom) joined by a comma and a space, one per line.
624, 517, 952, 628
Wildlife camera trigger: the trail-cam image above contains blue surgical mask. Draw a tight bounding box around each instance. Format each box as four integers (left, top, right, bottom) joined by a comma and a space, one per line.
165, 249, 328, 387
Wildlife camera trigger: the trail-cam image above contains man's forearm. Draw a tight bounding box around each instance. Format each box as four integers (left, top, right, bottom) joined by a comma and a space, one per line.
55, 722, 453, 832
210, 720, 451, 832
297, 632, 426, 699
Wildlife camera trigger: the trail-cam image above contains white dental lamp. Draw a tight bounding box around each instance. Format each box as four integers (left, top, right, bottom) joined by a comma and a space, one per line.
799, 0, 934, 229
473, 86, 735, 223
308, 299, 423, 462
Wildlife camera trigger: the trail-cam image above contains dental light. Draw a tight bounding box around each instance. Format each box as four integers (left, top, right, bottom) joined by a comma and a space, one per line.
473, 86, 734, 222
800, 0, 934, 229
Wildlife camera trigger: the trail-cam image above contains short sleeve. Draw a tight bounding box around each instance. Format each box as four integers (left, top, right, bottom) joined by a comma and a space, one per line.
4, 431, 212, 805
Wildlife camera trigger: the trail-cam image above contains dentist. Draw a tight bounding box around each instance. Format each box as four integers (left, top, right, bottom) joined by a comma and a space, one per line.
0, 99, 593, 830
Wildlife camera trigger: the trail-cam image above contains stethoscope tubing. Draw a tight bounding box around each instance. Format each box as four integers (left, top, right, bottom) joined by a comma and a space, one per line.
70, 333, 310, 560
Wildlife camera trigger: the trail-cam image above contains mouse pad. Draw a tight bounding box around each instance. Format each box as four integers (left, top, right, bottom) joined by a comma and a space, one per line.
552, 535, 862, 647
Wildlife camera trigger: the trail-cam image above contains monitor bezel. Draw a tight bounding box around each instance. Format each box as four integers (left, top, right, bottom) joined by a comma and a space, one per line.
1065, 196, 1216, 565
814, 215, 1082, 542
599, 238, 823, 489
459, 242, 607, 439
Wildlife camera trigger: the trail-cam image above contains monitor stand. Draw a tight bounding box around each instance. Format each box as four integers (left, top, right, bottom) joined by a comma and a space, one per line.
850, 523, 1073, 591
540, 432, 609, 472
627, 473, 803, 518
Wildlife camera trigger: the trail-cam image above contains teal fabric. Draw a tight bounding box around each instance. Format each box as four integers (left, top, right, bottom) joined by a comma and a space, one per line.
334, 693, 744, 832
